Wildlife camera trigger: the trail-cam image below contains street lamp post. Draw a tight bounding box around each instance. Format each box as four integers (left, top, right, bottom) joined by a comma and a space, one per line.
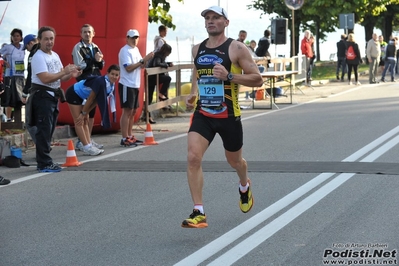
285, 0, 304, 56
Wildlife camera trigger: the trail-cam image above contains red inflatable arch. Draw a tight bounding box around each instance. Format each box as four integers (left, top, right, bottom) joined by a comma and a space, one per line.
39, 0, 149, 132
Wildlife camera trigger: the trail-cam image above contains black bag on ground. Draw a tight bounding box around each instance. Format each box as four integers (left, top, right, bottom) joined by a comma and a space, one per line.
1, 155, 20, 168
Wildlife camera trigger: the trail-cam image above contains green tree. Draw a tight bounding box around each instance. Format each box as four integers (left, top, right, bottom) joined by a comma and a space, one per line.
248, 0, 303, 56
375, 4, 399, 41
149, 0, 184, 30
248, 0, 399, 59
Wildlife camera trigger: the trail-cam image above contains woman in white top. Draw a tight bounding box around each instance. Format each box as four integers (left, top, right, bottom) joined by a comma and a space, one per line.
0, 28, 25, 122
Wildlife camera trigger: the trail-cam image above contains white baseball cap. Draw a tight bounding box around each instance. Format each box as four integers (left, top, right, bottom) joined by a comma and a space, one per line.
127, 29, 140, 38
201, 6, 228, 19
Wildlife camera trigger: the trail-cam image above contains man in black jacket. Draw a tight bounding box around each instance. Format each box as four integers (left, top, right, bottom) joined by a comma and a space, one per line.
336, 34, 347, 81
255, 29, 271, 60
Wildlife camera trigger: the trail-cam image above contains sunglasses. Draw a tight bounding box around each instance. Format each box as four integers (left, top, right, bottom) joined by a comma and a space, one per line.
129, 36, 139, 39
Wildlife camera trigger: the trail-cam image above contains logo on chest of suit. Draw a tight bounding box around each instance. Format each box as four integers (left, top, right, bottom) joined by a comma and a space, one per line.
197, 54, 223, 66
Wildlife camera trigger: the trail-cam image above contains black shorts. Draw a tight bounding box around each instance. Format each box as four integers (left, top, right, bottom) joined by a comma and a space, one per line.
118, 83, 139, 109
188, 111, 243, 152
65, 86, 83, 105
1, 76, 24, 107
65, 86, 97, 118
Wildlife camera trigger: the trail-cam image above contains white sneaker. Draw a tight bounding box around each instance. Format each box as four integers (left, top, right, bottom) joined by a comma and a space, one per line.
91, 139, 104, 149
348, 81, 353, 85
356, 81, 361, 85
75, 140, 84, 151
82, 145, 104, 156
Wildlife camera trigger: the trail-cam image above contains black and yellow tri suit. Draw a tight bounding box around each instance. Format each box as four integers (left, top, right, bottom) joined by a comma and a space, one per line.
194, 38, 242, 119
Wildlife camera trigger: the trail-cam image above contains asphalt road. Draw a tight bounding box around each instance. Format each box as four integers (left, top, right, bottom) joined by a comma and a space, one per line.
1, 79, 399, 266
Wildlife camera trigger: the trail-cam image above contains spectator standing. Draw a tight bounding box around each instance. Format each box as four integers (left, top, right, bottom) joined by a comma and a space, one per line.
366, 33, 381, 84
300, 30, 314, 83
182, 6, 263, 228
145, 43, 173, 124
65, 65, 120, 155
0, 46, 4, 84
255, 29, 271, 59
380, 37, 398, 82
0, 28, 25, 122
336, 34, 347, 81
118, 29, 153, 147
396, 44, 399, 74
0, 44, 5, 122
0, 43, 6, 75
309, 34, 316, 81
29, 26, 80, 172
72, 24, 105, 151
237, 30, 247, 43
249, 40, 256, 53
154, 25, 168, 52
378, 35, 387, 73
251, 30, 272, 99
22, 34, 39, 144
345, 33, 362, 85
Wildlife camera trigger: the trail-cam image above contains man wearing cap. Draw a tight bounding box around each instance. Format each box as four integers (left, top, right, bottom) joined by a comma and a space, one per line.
22, 34, 39, 144
72, 24, 105, 151
182, 6, 263, 228
118, 29, 153, 147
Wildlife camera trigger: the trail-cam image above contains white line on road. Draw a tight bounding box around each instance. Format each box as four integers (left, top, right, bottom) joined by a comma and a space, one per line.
206, 130, 399, 265
207, 173, 355, 266
0, 133, 188, 188
1, 83, 364, 189
174, 125, 399, 266
3, 84, 396, 264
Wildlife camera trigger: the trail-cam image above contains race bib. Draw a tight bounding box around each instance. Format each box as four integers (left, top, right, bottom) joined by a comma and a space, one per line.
14, 60, 24, 74
198, 76, 224, 107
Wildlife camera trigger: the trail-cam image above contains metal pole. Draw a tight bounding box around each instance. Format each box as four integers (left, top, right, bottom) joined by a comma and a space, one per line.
292, 9, 295, 56
226, 0, 228, 37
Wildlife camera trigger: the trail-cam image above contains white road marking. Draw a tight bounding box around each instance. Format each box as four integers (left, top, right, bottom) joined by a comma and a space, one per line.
3, 85, 396, 265
1, 85, 364, 189
208, 132, 399, 265
174, 125, 399, 266
0, 134, 188, 188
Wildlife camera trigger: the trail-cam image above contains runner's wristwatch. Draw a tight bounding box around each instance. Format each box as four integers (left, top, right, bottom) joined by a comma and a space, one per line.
227, 72, 234, 81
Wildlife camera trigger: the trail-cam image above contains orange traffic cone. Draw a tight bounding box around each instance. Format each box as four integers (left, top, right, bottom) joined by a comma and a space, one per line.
143, 123, 158, 145
62, 140, 83, 167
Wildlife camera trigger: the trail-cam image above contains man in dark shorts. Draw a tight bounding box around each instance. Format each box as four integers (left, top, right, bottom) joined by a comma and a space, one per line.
181, 6, 263, 228
118, 29, 153, 147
